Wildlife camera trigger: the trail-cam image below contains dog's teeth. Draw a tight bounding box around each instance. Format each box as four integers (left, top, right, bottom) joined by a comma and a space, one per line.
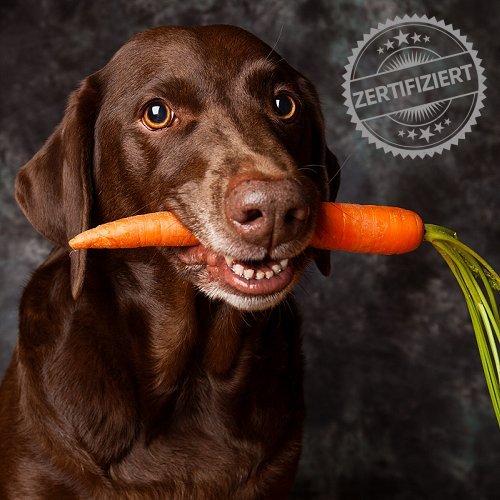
255, 270, 265, 280
224, 255, 234, 267
271, 264, 282, 274
265, 270, 274, 279
243, 269, 255, 279
280, 259, 289, 269
232, 264, 244, 276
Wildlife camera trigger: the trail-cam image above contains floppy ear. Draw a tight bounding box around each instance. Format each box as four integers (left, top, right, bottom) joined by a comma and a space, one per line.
293, 72, 341, 276
15, 75, 100, 300
313, 146, 341, 276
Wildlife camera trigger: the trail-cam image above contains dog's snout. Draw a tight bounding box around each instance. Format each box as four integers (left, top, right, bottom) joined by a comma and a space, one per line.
225, 178, 310, 249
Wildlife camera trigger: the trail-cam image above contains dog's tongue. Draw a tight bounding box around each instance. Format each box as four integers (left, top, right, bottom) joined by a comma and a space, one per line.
177, 245, 294, 296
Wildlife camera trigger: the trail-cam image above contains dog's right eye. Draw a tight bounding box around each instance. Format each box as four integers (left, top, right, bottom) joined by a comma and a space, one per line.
273, 93, 298, 122
142, 101, 174, 130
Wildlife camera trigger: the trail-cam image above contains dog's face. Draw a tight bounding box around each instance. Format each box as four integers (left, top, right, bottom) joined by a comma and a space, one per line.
15, 25, 339, 311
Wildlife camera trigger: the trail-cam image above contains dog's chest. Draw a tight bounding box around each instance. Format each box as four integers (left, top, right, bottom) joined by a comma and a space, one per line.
107, 370, 297, 496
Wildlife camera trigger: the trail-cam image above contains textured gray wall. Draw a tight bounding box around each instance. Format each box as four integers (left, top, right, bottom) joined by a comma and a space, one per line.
1, 1, 499, 499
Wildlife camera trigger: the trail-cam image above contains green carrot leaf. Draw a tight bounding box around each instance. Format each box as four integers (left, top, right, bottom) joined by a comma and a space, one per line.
424, 224, 500, 428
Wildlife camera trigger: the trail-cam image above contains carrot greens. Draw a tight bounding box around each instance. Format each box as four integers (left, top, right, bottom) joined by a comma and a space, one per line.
424, 224, 500, 428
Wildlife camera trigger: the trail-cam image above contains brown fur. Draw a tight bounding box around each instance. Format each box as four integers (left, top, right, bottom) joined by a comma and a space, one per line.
0, 25, 339, 499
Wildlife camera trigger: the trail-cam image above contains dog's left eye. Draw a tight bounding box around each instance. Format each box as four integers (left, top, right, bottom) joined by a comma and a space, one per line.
142, 101, 174, 130
273, 93, 297, 121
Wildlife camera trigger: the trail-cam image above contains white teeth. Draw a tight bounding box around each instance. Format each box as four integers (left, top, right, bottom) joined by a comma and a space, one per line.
228, 257, 291, 280
243, 269, 255, 279
272, 264, 282, 274
232, 264, 244, 276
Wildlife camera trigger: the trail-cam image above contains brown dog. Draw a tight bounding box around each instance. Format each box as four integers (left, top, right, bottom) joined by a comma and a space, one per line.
0, 25, 339, 499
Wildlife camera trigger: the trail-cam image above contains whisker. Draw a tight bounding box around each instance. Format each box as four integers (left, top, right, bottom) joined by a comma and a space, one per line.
297, 166, 318, 175
328, 150, 355, 186
297, 164, 330, 178
265, 23, 285, 61
127, 199, 164, 217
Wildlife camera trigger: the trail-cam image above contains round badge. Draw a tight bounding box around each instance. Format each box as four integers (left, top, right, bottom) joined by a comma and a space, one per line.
343, 15, 486, 158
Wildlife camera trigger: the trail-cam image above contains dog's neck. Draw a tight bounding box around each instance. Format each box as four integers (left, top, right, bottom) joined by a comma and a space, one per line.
90, 248, 273, 393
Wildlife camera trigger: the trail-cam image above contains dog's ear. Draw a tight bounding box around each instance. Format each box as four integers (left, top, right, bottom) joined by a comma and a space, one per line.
324, 147, 341, 202
293, 72, 341, 276
313, 146, 341, 277
15, 75, 100, 300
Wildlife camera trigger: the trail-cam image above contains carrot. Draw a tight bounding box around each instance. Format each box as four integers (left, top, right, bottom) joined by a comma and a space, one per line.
68, 203, 500, 429
309, 203, 424, 254
69, 203, 424, 254
69, 212, 198, 249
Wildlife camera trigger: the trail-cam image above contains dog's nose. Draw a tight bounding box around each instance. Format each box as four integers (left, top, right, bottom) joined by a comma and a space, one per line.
225, 178, 310, 249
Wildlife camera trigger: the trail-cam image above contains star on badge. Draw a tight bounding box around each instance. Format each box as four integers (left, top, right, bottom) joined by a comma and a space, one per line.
419, 127, 435, 143
407, 129, 417, 140
384, 39, 394, 50
394, 30, 410, 46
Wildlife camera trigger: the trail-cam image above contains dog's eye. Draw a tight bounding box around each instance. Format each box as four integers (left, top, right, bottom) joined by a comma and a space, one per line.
142, 101, 174, 130
273, 94, 297, 121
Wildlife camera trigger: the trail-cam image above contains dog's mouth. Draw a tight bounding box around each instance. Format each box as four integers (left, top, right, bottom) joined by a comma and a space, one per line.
176, 244, 300, 297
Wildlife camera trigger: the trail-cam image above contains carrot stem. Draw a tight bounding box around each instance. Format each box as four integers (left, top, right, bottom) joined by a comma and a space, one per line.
425, 225, 500, 428
424, 225, 500, 290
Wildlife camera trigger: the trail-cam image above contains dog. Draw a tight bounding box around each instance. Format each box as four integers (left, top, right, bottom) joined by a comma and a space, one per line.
0, 25, 339, 499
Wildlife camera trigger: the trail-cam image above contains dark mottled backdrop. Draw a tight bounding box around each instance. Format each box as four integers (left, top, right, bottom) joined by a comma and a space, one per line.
1, 1, 499, 499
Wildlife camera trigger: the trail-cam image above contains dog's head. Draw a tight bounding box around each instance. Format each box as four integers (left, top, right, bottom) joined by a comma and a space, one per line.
15, 25, 339, 311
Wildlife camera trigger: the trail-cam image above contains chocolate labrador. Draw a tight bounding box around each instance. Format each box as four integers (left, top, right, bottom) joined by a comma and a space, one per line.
0, 25, 339, 499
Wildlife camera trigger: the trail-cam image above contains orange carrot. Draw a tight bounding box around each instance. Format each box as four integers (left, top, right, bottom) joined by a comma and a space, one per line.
69, 203, 424, 254
69, 212, 198, 249
309, 203, 424, 254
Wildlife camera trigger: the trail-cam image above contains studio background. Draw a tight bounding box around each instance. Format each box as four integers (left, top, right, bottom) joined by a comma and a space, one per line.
1, 1, 499, 499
